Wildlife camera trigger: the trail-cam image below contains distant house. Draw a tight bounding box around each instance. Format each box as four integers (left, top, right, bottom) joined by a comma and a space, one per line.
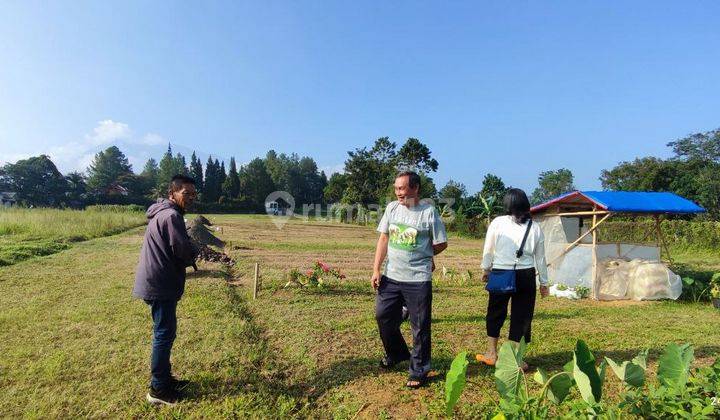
0, 192, 17, 207
106, 183, 129, 196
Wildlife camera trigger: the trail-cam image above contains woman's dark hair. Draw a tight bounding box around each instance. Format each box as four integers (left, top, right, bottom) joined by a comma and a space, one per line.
503, 188, 531, 224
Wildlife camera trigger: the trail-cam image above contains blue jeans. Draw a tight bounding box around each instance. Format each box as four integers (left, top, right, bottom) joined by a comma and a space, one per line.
375, 276, 432, 379
145, 299, 178, 390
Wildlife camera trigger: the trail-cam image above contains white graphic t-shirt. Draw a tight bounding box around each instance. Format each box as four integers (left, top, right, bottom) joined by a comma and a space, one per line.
377, 200, 447, 282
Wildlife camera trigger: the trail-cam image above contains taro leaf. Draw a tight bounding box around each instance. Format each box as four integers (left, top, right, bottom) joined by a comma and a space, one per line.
658, 343, 694, 392
573, 340, 602, 405
632, 349, 649, 370
534, 368, 573, 404
445, 351, 469, 416
516, 337, 528, 364
598, 359, 607, 385
605, 357, 646, 388
495, 341, 527, 401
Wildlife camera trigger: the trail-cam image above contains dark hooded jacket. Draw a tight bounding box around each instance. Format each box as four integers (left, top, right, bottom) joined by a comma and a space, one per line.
132, 198, 199, 301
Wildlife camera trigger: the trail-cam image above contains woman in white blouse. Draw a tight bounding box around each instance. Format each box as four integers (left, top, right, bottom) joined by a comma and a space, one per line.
476, 188, 549, 370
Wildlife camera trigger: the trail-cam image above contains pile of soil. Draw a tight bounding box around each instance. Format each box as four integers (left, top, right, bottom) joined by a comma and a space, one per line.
197, 244, 235, 267
186, 215, 236, 267
194, 215, 213, 226
188, 218, 224, 248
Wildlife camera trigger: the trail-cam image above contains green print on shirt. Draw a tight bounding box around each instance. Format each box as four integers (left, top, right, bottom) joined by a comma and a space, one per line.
388, 223, 420, 251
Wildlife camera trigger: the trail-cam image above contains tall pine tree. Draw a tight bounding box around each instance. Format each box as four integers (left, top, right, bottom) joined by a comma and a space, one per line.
157, 144, 176, 195
203, 156, 219, 202
189, 152, 204, 193
86, 146, 134, 194
222, 157, 241, 199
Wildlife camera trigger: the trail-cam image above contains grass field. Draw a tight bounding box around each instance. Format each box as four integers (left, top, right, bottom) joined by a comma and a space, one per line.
1, 214, 719, 418
0, 208, 146, 266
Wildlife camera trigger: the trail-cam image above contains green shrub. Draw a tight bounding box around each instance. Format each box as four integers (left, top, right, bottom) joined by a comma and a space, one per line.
602, 219, 720, 250
85, 204, 145, 213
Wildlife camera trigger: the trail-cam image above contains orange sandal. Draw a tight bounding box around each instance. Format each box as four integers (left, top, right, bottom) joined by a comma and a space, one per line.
475, 354, 497, 366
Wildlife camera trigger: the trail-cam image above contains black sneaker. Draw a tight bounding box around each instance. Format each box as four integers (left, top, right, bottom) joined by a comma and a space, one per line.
146, 386, 181, 406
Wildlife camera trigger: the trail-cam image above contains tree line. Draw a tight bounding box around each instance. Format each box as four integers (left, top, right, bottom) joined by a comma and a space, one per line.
0, 144, 328, 213
0, 128, 717, 219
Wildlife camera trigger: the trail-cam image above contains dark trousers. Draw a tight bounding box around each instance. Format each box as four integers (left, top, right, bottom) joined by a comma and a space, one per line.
486, 268, 536, 343
145, 299, 178, 390
375, 276, 432, 379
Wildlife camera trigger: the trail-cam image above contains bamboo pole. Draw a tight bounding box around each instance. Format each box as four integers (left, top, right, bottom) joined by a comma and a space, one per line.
253, 262, 259, 300
655, 215, 674, 264
555, 210, 610, 217
547, 213, 612, 267
591, 207, 598, 300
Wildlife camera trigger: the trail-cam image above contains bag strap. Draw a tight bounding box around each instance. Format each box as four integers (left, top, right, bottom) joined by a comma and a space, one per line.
516, 219, 533, 259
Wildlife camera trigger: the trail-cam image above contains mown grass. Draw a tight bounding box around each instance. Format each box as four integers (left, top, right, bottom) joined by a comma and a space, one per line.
0, 208, 146, 266
0, 214, 719, 418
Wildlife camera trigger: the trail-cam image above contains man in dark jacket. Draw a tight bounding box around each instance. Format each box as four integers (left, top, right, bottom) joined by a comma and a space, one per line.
133, 174, 199, 405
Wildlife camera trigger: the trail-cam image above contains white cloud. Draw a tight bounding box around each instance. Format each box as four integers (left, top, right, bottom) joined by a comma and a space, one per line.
38, 120, 169, 173
85, 120, 132, 146
141, 133, 166, 146
321, 163, 344, 175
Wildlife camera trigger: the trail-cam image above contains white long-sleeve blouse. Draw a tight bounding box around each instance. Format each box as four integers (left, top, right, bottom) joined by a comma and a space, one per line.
481, 215, 549, 286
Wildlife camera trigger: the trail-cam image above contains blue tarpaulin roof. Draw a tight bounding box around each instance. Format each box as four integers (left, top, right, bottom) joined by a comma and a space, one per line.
531, 191, 706, 214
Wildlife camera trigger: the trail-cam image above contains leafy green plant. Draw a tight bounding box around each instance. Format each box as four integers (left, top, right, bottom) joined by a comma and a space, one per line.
445, 340, 718, 418
284, 260, 346, 289
605, 349, 647, 388
575, 286, 591, 299
681, 276, 712, 302
444, 351, 469, 416
494, 339, 529, 402
710, 273, 720, 299
572, 340, 606, 409
657, 342, 694, 393
533, 368, 573, 404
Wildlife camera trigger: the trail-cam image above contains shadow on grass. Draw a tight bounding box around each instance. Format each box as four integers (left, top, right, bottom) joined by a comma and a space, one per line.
434, 311, 577, 325
186, 268, 228, 280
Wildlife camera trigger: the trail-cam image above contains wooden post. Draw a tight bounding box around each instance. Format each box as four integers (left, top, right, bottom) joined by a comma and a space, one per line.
546, 212, 612, 266
654, 215, 673, 264
253, 262, 259, 300
591, 207, 598, 300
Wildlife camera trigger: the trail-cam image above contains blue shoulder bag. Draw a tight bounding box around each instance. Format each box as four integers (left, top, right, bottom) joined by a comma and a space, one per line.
485, 219, 532, 294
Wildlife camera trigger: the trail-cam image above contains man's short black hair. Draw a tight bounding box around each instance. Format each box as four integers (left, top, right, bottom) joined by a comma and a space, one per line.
168, 174, 196, 195
396, 170, 421, 190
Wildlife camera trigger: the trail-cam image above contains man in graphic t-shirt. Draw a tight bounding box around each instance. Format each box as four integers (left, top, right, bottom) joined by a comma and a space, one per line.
371, 170, 448, 388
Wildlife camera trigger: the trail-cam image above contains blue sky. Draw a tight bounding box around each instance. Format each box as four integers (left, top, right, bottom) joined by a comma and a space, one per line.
1, 1, 718, 193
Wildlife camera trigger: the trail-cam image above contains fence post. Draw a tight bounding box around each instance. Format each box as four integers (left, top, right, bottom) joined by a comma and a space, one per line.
253, 262, 259, 300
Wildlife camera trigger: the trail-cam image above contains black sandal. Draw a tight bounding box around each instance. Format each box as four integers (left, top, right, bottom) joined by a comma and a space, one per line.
405, 376, 427, 389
